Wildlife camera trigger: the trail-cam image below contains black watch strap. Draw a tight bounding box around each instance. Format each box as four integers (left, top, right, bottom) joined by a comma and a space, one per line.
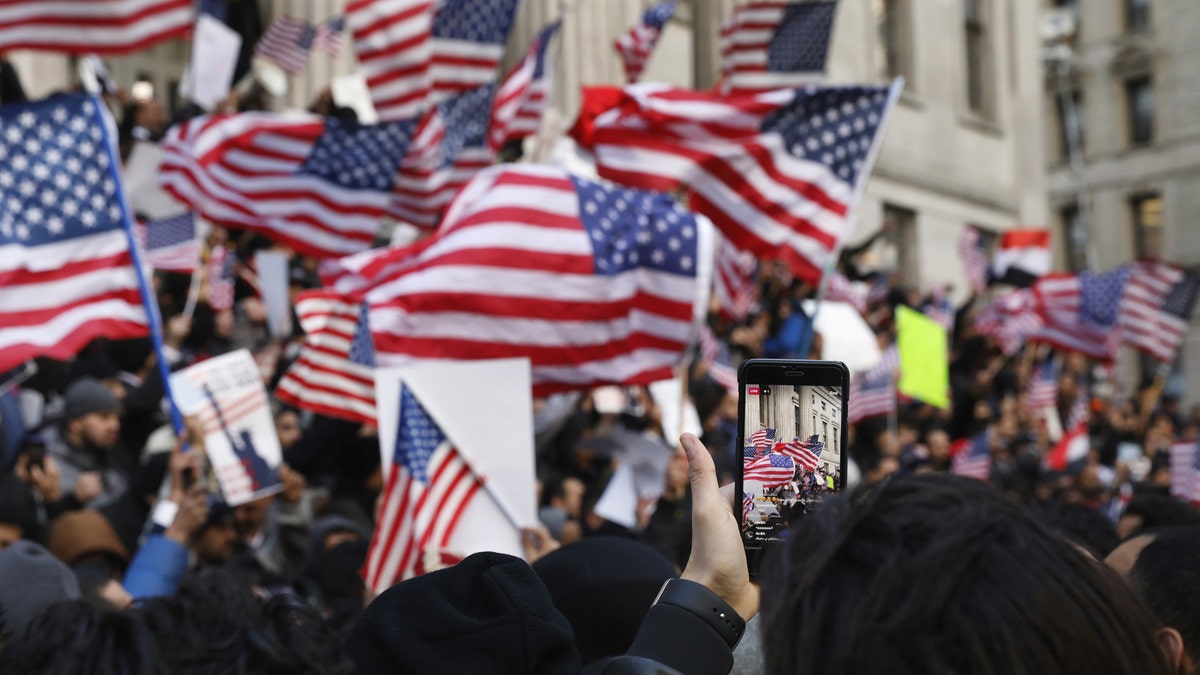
652, 578, 745, 649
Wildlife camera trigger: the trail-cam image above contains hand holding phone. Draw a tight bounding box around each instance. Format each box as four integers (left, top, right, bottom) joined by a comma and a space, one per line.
736, 359, 849, 576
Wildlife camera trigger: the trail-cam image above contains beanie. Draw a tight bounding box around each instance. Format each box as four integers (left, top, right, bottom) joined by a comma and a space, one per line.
0, 541, 82, 639
63, 377, 120, 422
47, 510, 130, 567
532, 537, 677, 664
344, 551, 581, 674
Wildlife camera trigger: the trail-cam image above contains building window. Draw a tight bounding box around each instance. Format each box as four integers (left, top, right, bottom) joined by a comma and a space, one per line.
963, 0, 992, 117
1126, 0, 1150, 31
882, 204, 919, 286
877, 0, 911, 80
1130, 193, 1163, 259
1126, 76, 1154, 146
1060, 204, 1087, 272
1056, 90, 1084, 161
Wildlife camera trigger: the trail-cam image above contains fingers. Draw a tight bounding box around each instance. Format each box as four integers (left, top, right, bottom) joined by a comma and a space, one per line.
681, 433, 725, 515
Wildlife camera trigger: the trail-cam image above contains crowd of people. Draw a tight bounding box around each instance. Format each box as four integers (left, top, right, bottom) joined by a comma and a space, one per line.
1, 67, 1199, 675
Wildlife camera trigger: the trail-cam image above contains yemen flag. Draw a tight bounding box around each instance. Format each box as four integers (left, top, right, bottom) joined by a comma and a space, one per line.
992, 229, 1051, 287
1045, 423, 1089, 472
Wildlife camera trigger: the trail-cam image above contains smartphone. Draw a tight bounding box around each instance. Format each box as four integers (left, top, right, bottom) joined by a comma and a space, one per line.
737, 359, 850, 575
25, 444, 46, 471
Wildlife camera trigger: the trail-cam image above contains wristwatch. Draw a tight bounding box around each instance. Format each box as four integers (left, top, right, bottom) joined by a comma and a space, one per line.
652, 578, 746, 649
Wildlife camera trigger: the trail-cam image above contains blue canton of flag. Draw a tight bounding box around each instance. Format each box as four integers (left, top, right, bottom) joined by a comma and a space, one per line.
745, 446, 757, 459
144, 212, 194, 249
297, 23, 319, 50
299, 118, 416, 191
569, 176, 700, 277
348, 304, 376, 367
530, 22, 558, 80
433, 84, 494, 169
802, 433, 824, 456
433, 0, 521, 43
396, 387, 447, 483
645, 1, 678, 29
1080, 266, 1129, 330
766, 86, 891, 183
952, 430, 991, 480
1163, 273, 1200, 320
768, 1, 839, 73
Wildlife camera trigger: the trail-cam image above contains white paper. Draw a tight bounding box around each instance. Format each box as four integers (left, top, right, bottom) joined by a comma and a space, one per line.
802, 300, 883, 376
183, 15, 242, 110
593, 460, 639, 529
123, 142, 189, 221
374, 359, 536, 561
169, 350, 283, 506
331, 73, 379, 124
649, 377, 702, 445
254, 250, 292, 338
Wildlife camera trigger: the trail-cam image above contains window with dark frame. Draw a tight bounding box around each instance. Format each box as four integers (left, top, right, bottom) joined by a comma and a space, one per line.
963, 0, 991, 116
882, 204, 919, 286
1130, 192, 1163, 259
1126, 0, 1150, 31
1060, 204, 1087, 272
1056, 89, 1084, 161
878, 0, 911, 80
1126, 76, 1154, 146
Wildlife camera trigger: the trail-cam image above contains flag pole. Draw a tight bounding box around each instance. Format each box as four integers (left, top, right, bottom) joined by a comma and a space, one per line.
90, 96, 184, 435
182, 267, 203, 319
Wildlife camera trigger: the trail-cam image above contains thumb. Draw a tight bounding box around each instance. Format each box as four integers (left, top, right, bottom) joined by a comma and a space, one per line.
680, 433, 725, 515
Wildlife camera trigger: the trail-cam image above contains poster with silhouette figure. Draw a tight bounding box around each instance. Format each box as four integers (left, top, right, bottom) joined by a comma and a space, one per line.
170, 350, 283, 505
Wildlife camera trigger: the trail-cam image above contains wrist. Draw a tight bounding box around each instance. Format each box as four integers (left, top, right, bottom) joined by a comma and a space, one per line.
653, 578, 746, 650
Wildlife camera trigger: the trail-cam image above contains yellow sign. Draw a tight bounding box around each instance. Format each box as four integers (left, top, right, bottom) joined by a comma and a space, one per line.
895, 306, 950, 409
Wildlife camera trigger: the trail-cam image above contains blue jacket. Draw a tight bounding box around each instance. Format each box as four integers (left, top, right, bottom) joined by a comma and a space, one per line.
123, 534, 189, 600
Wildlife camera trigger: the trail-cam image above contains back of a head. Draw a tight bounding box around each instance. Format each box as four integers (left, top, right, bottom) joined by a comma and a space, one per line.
761, 473, 1170, 675
1128, 525, 1200, 671
0, 601, 162, 675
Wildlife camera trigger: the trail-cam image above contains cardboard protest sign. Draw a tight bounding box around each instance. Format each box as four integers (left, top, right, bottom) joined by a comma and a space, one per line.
896, 305, 950, 409
181, 14, 242, 110
802, 300, 883, 375
170, 350, 283, 505
254, 250, 292, 338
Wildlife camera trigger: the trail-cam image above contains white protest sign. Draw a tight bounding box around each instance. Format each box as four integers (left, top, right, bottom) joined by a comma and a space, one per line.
124, 142, 189, 220
254, 250, 292, 338
375, 359, 536, 561
331, 73, 379, 124
170, 350, 283, 506
182, 14, 242, 110
802, 300, 883, 375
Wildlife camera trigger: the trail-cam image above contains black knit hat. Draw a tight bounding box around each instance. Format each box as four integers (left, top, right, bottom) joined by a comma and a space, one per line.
62, 377, 120, 422
532, 537, 677, 664
344, 551, 581, 674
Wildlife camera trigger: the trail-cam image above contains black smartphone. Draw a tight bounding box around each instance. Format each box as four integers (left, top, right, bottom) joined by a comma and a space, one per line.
737, 359, 849, 576
25, 444, 45, 471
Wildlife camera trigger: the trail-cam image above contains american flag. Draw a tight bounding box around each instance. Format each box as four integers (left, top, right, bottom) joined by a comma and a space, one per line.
363, 385, 484, 592
133, 212, 199, 273
865, 271, 890, 305
0, 94, 150, 373
614, 1, 677, 83
921, 287, 955, 333
825, 271, 866, 314
346, 0, 521, 121
848, 345, 898, 424
489, 21, 559, 152
1169, 439, 1200, 504
276, 291, 377, 425
1065, 382, 1090, 430
1119, 262, 1200, 364
748, 428, 776, 456
719, 0, 839, 95
744, 453, 795, 487
1030, 268, 1129, 362
951, 430, 991, 481
254, 16, 317, 74
160, 112, 416, 259
775, 433, 824, 471
1025, 358, 1058, 413
958, 224, 990, 294
593, 82, 900, 285
973, 288, 1043, 356
206, 246, 235, 311
391, 84, 495, 228
742, 491, 756, 519
712, 234, 758, 322
697, 324, 738, 394
315, 16, 346, 55
0, 0, 193, 54
363, 164, 712, 396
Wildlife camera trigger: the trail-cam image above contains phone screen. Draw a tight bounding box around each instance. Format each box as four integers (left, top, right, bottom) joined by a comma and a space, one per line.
739, 369, 846, 558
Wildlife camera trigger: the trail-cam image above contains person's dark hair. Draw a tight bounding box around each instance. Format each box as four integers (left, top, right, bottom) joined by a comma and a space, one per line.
137, 569, 353, 675
0, 600, 163, 675
0, 477, 37, 541
1029, 500, 1120, 558
761, 473, 1171, 675
1121, 493, 1200, 539
1127, 525, 1200, 670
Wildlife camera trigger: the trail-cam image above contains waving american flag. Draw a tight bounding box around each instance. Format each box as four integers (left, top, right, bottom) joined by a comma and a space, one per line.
614, 1, 676, 83
489, 21, 560, 152
719, 0, 839, 94
0, 0, 192, 54
744, 453, 796, 487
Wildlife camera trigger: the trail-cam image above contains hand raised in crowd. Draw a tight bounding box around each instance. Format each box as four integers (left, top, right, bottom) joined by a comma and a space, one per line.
167, 432, 203, 503
165, 484, 210, 546
520, 524, 561, 565
14, 453, 63, 503
73, 471, 104, 504
678, 432, 759, 621
278, 463, 306, 504
164, 314, 193, 349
